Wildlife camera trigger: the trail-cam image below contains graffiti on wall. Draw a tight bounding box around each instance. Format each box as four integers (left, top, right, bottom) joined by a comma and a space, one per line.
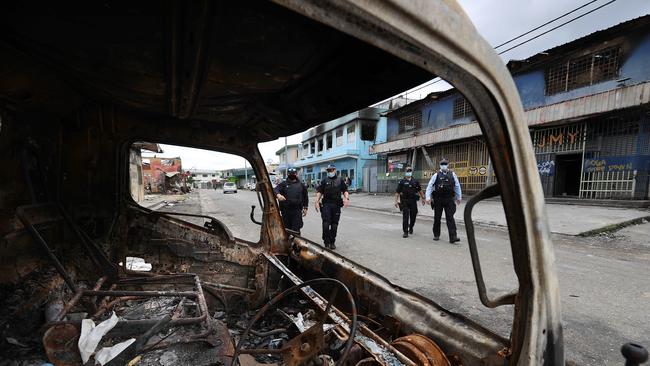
584, 157, 634, 173
537, 160, 555, 176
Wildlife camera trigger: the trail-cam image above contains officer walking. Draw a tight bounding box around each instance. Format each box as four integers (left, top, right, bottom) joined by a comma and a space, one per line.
314, 164, 349, 249
275, 168, 308, 235
394, 167, 425, 238
425, 158, 462, 244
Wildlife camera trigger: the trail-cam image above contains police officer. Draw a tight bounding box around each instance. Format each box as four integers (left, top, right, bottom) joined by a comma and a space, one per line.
275, 168, 308, 235
425, 158, 462, 244
394, 167, 425, 238
314, 164, 349, 249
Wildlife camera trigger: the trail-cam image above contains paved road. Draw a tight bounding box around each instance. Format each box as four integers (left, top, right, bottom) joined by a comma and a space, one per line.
158, 189, 650, 365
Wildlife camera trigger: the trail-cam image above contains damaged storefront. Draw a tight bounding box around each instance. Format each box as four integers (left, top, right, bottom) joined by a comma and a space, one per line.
377, 138, 494, 196
533, 108, 650, 199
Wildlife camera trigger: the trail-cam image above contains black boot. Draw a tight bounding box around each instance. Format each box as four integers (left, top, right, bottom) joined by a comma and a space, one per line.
403, 232, 408, 238
409, 227, 413, 234
450, 236, 460, 244
433, 236, 440, 241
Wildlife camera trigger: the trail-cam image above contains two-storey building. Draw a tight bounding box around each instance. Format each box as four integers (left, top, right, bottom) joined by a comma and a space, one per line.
371, 15, 650, 200
295, 107, 388, 191
275, 144, 300, 176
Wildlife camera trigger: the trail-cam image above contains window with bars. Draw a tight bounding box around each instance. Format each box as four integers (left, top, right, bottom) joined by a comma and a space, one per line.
545, 46, 621, 95
336, 128, 343, 146
452, 97, 473, 120
398, 112, 421, 133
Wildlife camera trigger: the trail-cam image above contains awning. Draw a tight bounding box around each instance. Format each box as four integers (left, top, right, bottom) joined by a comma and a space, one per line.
165, 172, 180, 178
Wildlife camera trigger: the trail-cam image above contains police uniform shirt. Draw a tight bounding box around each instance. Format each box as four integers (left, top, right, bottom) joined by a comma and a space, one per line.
396, 178, 421, 200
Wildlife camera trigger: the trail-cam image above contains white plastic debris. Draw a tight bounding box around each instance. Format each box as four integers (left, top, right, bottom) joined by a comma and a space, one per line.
78, 312, 119, 364
94, 338, 136, 365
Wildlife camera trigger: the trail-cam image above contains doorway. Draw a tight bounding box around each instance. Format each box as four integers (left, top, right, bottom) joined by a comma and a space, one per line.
554, 153, 582, 197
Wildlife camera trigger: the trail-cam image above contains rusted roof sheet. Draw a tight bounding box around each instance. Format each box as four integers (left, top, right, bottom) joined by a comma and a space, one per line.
372, 81, 650, 154
370, 123, 482, 154
526, 81, 650, 126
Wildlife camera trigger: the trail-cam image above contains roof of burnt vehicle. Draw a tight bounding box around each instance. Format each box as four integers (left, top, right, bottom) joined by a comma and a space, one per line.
0, 1, 431, 142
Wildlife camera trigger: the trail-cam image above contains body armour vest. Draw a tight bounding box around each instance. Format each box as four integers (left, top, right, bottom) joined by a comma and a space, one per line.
322, 177, 342, 204
284, 180, 304, 208
434, 171, 455, 198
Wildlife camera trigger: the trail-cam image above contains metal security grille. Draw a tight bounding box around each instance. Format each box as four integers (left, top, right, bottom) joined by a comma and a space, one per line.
452, 97, 473, 120
545, 46, 621, 95
580, 170, 636, 199
422, 139, 493, 195
532, 123, 586, 154
580, 110, 642, 199
398, 112, 422, 133
584, 114, 639, 156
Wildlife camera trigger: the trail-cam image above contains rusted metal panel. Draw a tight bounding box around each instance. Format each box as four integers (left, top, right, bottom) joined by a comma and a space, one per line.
370, 123, 482, 154
526, 81, 650, 126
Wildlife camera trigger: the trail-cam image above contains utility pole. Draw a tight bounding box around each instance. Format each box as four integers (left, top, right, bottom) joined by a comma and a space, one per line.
284, 136, 288, 178
244, 159, 248, 186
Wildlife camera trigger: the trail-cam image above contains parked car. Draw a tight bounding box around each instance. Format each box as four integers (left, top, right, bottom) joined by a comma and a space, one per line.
223, 182, 237, 194
244, 182, 256, 190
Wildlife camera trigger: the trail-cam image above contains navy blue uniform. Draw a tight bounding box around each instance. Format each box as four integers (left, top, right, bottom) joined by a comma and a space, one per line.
275, 178, 308, 234
396, 178, 422, 234
317, 176, 347, 247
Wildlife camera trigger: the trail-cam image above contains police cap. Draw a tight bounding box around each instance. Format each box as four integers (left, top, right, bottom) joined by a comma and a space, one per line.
287, 167, 297, 173
326, 164, 336, 170
440, 158, 449, 164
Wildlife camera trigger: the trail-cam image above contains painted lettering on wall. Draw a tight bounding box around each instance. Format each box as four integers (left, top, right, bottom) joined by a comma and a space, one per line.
536, 131, 581, 148
584, 157, 634, 173
537, 160, 555, 176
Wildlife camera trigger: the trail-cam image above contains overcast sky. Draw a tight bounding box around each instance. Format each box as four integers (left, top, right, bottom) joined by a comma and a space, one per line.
157, 0, 650, 170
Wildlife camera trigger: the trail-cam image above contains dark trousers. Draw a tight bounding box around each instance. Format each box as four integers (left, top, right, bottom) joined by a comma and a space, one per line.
400, 199, 418, 233
281, 208, 303, 234
432, 197, 457, 239
320, 203, 341, 245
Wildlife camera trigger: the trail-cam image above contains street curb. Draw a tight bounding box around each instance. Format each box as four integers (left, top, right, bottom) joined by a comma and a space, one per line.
577, 216, 650, 237
348, 204, 650, 236
347, 204, 508, 232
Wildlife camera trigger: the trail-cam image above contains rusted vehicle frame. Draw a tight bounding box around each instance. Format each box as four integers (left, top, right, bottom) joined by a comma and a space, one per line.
0, 1, 563, 365
268, 1, 563, 365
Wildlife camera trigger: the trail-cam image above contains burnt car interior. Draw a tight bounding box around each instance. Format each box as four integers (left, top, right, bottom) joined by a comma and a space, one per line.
0, 1, 573, 365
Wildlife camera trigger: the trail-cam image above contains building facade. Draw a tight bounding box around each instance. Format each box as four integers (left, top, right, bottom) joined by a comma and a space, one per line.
142, 156, 184, 193
275, 144, 300, 176
188, 169, 222, 189
371, 16, 650, 200
294, 107, 388, 191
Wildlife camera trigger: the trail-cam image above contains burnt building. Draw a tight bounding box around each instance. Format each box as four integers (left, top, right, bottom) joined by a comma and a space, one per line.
371, 15, 650, 200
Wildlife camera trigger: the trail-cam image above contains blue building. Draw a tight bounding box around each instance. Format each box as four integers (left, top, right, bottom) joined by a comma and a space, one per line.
372, 15, 650, 200
295, 107, 388, 191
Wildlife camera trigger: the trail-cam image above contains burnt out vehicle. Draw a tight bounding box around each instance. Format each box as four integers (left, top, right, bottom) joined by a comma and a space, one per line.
0, 1, 590, 365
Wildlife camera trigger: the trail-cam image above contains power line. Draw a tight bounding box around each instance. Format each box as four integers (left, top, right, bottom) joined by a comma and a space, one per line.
498, 0, 617, 55
380, 0, 618, 102
493, 0, 599, 49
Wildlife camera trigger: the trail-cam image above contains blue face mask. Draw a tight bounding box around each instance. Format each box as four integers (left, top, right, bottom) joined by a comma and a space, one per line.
405, 172, 413, 177
327, 171, 336, 178
440, 164, 449, 172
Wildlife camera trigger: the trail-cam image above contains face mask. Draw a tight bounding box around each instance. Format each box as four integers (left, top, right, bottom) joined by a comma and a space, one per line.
405, 172, 412, 177
288, 173, 297, 180
440, 164, 449, 172
327, 171, 336, 178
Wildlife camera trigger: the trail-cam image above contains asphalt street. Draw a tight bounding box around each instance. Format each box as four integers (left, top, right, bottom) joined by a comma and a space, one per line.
156, 189, 650, 365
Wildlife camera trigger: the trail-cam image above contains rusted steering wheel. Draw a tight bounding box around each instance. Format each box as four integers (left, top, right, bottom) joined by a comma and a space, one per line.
231, 278, 358, 366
